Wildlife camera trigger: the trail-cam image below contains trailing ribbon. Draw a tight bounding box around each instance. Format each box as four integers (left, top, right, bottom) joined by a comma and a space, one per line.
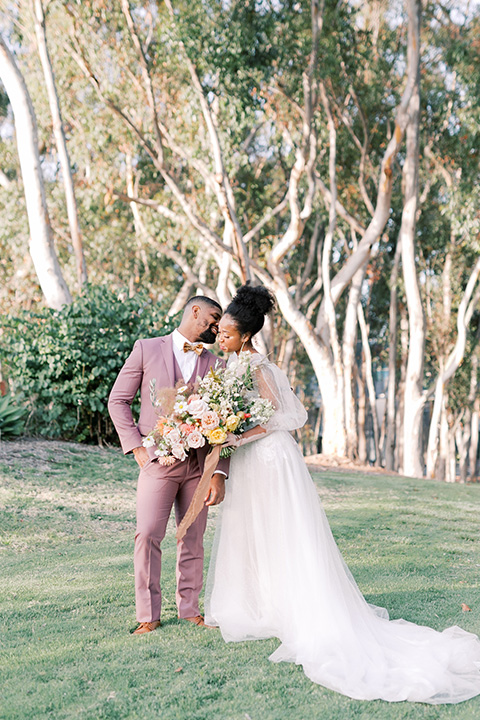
176, 445, 221, 541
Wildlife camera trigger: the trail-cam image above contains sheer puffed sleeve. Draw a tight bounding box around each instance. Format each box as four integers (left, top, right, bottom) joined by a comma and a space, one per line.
254, 359, 308, 433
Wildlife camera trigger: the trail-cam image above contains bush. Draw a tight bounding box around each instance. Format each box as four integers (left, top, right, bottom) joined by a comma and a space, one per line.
0, 392, 28, 439
0, 287, 179, 444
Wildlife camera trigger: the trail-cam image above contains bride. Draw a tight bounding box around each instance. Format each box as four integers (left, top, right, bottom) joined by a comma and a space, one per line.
205, 283, 480, 704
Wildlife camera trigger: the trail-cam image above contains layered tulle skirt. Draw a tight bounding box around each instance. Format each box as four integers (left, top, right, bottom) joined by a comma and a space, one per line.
205, 431, 480, 704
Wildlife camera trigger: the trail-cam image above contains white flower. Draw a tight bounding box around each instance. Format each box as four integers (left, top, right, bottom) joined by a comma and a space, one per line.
249, 398, 275, 424
142, 435, 156, 448
164, 428, 181, 444
201, 411, 220, 431
174, 399, 188, 414
171, 443, 187, 461
187, 430, 206, 449
188, 398, 210, 419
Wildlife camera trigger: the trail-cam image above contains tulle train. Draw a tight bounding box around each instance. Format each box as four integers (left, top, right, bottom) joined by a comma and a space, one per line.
205, 430, 480, 704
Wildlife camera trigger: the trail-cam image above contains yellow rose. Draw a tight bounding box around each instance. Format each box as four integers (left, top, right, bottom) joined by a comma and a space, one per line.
208, 427, 228, 445
226, 415, 241, 432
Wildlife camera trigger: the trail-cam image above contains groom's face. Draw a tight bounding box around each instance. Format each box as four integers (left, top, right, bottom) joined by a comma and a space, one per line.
193, 304, 222, 344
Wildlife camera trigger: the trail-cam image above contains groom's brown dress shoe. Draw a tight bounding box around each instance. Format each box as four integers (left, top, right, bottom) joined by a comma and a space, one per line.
182, 615, 216, 629
132, 621, 161, 635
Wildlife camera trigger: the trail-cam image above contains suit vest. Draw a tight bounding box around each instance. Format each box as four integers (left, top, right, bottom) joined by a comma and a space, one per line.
172, 354, 201, 385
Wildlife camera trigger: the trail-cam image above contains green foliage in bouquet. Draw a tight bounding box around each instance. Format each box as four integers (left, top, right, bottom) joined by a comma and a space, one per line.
0, 287, 179, 444
0, 392, 28, 439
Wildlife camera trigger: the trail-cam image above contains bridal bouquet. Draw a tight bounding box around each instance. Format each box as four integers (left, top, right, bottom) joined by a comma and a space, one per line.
195, 352, 275, 458
142, 381, 207, 465
142, 353, 274, 464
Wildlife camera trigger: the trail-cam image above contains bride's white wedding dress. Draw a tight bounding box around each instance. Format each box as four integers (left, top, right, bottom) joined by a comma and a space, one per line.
205, 352, 480, 704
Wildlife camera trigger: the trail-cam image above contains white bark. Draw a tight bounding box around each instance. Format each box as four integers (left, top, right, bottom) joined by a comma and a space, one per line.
342, 264, 365, 458
385, 240, 401, 470
0, 167, 12, 189
272, 280, 341, 455
32, 0, 87, 288
438, 398, 448, 481
425, 366, 444, 478
469, 398, 479, 482
357, 358, 367, 464
395, 307, 409, 472
401, 0, 423, 477
457, 413, 470, 484
319, 82, 346, 456
358, 303, 381, 465
425, 257, 480, 476
0, 36, 71, 309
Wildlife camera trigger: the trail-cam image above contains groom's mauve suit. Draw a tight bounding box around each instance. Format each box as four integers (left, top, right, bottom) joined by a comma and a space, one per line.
108, 332, 228, 622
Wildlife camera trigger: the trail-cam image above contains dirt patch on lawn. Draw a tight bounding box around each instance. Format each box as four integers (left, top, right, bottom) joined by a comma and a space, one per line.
305, 453, 399, 476
0, 438, 116, 471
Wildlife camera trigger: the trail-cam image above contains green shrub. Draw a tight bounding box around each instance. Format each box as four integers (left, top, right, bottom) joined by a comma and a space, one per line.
0, 392, 28, 439
0, 287, 179, 444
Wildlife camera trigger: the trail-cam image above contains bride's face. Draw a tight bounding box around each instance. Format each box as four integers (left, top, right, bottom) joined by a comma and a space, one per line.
217, 315, 244, 353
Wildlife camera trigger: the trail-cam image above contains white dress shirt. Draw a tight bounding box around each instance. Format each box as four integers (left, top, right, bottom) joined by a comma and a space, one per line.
172, 329, 200, 383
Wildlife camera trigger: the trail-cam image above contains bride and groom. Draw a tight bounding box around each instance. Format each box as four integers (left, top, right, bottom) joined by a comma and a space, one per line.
109, 284, 480, 705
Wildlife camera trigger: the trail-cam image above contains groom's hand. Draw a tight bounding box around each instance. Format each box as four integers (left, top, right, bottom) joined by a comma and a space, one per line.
133, 446, 150, 468
205, 473, 225, 506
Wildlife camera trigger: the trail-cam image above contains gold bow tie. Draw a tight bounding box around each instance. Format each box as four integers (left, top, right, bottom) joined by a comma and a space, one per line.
183, 342, 204, 356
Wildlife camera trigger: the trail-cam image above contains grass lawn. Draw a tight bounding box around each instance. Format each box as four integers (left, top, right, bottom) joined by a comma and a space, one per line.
1, 440, 480, 720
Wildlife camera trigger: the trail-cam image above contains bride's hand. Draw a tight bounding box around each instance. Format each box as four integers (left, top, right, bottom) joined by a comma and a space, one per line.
223, 432, 242, 448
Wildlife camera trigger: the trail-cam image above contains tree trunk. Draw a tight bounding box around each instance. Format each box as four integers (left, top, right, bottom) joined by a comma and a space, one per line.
426, 370, 444, 478
32, 0, 87, 289
447, 425, 456, 483
437, 399, 448, 481
342, 264, 365, 459
0, 36, 71, 309
469, 398, 479, 482
395, 307, 409, 473
358, 303, 380, 466
319, 82, 346, 457
425, 257, 480, 476
457, 413, 470, 484
385, 241, 401, 470
357, 357, 367, 464
401, 0, 424, 477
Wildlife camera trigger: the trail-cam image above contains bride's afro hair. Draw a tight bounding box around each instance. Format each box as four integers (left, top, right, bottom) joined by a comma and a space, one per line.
225, 282, 276, 338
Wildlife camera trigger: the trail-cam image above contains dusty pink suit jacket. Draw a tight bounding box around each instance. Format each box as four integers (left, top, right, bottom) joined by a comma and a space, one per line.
108, 333, 229, 474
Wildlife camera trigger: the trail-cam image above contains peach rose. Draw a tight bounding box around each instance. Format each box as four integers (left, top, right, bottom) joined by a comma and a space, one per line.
180, 423, 195, 434
201, 411, 220, 431
155, 417, 168, 433
187, 430, 206, 449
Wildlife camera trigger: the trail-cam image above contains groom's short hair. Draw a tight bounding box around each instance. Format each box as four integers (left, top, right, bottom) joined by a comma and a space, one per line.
184, 296, 222, 314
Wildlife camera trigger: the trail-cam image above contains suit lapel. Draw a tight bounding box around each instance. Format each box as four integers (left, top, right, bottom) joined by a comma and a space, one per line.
159, 333, 175, 387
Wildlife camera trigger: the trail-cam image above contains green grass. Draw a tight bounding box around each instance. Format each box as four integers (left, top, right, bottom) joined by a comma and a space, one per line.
1, 440, 480, 720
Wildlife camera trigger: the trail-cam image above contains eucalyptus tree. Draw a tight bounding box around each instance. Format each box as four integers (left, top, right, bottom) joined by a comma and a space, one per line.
63, 0, 422, 456
0, 33, 71, 309
1, 0, 478, 473
31, 0, 87, 288
396, 0, 480, 478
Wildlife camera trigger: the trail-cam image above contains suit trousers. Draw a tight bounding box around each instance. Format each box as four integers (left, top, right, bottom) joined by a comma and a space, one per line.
134, 453, 208, 622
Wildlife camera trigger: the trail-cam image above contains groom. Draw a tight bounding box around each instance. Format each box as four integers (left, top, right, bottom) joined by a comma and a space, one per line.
108, 296, 228, 635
